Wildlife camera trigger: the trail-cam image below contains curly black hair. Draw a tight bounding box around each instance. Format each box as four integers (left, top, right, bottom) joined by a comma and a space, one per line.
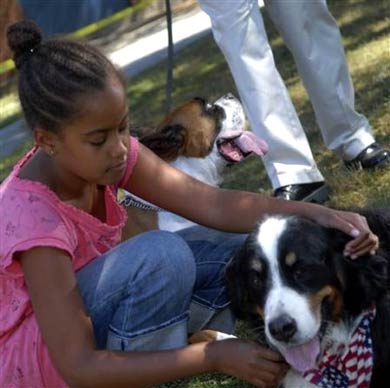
7, 20, 123, 132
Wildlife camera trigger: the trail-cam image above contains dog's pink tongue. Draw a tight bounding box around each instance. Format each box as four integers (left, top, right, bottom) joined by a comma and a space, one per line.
281, 337, 320, 373
234, 131, 268, 156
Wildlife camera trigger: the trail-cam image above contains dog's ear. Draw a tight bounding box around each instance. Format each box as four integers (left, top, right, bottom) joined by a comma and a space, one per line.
325, 227, 352, 253
326, 228, 389, 313
139, 124, 186, 160
341, 253, 388, 315
225, 256, 247, 320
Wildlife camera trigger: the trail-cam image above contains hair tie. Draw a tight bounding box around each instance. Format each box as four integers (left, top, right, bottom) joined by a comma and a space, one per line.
15, 45, 38, 69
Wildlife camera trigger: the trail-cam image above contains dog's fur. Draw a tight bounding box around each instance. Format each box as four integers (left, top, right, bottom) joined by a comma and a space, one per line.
226, 209, 390, 387
121, 94, 267, 239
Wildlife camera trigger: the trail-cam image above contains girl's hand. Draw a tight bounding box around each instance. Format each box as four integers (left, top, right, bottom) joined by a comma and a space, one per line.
314, 207, 379, 258
206, 339, 289, 387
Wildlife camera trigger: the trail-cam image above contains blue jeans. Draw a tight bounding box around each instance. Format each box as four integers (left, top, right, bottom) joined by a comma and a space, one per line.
76, 226, 246, 351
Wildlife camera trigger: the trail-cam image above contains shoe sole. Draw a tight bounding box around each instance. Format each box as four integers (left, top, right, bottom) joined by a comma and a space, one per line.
302, 184, 331, 204
344, 147, 390, 170
345, 157, 390, 171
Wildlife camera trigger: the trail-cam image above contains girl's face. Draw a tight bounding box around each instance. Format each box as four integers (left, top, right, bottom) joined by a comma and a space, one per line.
52, 76, 131, 186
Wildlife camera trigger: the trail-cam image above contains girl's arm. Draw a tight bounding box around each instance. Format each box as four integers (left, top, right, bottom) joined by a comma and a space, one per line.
20, 247, 288, 388
126, 144, 378, 257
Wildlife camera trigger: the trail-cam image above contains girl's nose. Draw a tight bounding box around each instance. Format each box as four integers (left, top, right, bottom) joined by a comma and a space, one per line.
110, 132, 128, 159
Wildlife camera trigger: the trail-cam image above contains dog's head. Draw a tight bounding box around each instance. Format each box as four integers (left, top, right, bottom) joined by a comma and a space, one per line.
226, 214, 388, 372
137, 94, 267, 162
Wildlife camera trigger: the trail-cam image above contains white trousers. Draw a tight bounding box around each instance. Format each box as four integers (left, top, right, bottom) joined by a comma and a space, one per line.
198, 0, 374, 188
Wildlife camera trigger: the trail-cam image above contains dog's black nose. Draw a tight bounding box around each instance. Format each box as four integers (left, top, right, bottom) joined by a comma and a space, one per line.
268, 314, 297, 342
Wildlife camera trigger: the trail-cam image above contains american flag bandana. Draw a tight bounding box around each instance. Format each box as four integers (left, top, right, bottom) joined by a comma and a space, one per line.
303, 308, 375, 388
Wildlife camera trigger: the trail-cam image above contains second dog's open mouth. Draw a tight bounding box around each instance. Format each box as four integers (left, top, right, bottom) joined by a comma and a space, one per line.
217, 130, 268, 163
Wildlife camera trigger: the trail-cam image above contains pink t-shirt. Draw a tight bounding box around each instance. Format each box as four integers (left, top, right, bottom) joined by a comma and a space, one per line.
0, 137, 139, 387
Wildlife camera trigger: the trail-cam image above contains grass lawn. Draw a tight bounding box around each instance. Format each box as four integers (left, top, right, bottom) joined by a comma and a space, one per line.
0, 0, 389, 386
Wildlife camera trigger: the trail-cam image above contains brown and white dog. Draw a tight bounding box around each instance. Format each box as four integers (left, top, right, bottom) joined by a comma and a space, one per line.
120, 94, 268, 240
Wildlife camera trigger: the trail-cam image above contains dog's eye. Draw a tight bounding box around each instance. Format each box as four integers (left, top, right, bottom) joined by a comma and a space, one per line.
294, 268, 303, 279
293, 265, 312, 283
248, 272, 262, 288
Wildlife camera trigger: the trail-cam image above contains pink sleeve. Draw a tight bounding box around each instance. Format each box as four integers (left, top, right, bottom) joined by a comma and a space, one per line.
118, 136, 139, 188
0, 190, 77, 275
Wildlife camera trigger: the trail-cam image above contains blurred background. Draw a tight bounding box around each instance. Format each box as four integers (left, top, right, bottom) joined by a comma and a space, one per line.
1, 0, 195, 60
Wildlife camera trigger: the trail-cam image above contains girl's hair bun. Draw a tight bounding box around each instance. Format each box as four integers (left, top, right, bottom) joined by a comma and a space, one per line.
7, 20, 43, 68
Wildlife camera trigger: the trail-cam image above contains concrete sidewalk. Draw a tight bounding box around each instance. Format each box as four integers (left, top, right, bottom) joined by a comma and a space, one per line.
110, 6, 211, 78
0, 5, 212, 158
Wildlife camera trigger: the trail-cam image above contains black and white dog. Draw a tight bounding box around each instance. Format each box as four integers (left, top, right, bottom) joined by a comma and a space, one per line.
226, 209, 390, 387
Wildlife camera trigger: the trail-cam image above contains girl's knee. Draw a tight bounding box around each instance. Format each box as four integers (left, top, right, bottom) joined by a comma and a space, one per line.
131, 230, 196, 291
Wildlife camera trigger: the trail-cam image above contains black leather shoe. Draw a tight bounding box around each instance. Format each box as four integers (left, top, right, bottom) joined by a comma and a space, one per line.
344, 143, 390, 170
274, 181, 330, 203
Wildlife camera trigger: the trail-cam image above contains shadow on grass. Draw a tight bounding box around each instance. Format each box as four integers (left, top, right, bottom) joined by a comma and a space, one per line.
263, 0, 390, 53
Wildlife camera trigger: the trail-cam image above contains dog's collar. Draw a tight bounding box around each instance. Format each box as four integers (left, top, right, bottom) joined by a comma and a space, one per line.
119, 192, 163, 212
303, 306, 375, 388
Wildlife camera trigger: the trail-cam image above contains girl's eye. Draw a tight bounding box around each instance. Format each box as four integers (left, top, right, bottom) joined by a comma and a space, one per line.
90, 138, 106, 147
89, 123, 128, 146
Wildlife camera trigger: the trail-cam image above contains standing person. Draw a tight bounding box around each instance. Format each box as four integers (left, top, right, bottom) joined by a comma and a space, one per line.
198, 0, 390, 202
0, 20, 378, 388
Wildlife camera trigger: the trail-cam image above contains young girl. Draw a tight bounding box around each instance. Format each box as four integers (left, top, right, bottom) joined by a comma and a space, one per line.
0, 20, 378, 388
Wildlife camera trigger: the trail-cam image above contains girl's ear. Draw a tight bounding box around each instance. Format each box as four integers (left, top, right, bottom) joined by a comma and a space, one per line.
33, 128, 58, 156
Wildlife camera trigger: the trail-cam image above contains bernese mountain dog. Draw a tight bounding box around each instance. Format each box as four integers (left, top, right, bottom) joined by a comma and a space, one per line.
226, 209, 389, 387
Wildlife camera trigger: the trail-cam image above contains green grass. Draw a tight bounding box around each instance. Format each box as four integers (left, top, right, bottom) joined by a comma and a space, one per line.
0, 90, 21, 129
0, 139, 33, 182
0, 1, 389, 386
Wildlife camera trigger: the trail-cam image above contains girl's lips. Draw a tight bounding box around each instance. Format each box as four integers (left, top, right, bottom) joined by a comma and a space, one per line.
108, 161, 127, 172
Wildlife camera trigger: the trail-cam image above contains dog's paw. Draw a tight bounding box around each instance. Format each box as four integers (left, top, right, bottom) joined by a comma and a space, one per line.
188, 330, 237, 344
